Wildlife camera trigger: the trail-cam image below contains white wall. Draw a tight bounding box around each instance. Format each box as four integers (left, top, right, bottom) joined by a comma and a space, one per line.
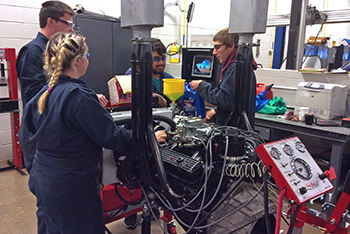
1, 0, 350, 163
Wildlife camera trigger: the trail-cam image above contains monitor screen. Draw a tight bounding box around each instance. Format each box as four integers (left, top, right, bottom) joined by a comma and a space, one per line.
191, 55, 214, 78
181, 48, 221, 86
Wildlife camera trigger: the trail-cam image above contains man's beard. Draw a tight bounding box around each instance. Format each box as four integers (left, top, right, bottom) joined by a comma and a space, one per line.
153, 65, 164, 74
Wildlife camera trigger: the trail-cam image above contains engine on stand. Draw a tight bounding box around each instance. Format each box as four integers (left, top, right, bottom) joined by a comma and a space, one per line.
115, 110, 274, 233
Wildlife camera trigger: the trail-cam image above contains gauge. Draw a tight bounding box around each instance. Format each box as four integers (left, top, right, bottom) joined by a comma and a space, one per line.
291, 158, 313, 180
283, 144, 294, 156
295, 141, 306, 153
269, 147, 281, 160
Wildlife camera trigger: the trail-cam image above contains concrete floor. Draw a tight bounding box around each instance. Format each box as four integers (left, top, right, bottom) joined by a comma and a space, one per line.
0, 166, 347, 234
0, 167, 178, 234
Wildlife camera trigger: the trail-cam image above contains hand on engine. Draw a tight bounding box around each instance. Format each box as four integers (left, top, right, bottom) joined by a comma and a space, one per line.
153, 93, 167, 107
155, 130, 167, 143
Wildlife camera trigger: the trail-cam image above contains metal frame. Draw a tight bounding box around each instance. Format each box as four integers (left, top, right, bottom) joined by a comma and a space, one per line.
267, 8, 350, 27
0, 48, 24, 173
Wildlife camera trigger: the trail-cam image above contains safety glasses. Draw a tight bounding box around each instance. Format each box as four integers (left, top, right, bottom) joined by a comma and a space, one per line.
153, 55, 167, 62
213, 44, 224, 51
55, 18, 75, 30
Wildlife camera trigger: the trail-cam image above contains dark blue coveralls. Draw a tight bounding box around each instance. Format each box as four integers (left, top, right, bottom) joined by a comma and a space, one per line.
22, 75, 133, 234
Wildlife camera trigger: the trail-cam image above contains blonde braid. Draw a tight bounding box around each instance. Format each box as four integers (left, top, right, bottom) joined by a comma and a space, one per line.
44, 33, 65, 77
38, 42, 66, 114
38, 32, 88, 114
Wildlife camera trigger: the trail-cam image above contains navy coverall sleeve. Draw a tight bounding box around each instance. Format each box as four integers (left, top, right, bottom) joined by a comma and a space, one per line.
16, 46, 47, 106
196, 64, 236, 111
66, 89, 133, 156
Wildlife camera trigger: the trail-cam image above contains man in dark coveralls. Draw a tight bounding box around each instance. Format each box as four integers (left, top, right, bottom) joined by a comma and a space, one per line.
16, 1, 108, 175
16, 1, 76, 173
16, 1, 76, 108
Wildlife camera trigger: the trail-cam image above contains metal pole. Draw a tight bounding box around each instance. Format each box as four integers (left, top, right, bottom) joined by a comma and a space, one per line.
296, 0, 309, 69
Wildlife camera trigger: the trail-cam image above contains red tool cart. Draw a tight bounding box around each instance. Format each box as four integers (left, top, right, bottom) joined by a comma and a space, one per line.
0, 48, 24, 175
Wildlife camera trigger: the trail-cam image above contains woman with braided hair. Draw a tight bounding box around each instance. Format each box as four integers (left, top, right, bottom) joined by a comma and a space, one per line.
21, 31, 166, 233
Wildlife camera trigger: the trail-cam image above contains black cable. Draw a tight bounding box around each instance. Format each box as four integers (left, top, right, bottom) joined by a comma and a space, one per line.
286, 204, 303, 234
282, 214, 290, 226
152, 114, 177, 132
166, 42, 182, 56
114, 114, 177, 132
264, 166, 273, 234
114, 182, 144, 206
341, 60, 350, 69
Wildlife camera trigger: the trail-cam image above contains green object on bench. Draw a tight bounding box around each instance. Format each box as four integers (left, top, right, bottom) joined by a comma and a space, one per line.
257, 97, 287, 115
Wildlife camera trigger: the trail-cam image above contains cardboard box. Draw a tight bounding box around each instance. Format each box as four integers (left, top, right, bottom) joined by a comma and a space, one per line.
107, 75, 132, 106
307, 36, 330, 46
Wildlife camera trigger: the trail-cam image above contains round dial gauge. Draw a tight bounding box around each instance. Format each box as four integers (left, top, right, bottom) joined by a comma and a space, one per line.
295, 141, 306, 153
283, 144, 294, 156
291, 158, 312, 180
269, 147, 281, 160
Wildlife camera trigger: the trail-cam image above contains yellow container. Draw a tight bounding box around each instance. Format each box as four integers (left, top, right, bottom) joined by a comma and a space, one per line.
169, 44, 180, 63
163, 79, 185, 104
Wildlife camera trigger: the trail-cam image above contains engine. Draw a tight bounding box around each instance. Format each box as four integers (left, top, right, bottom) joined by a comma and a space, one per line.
114, 113, 270, 233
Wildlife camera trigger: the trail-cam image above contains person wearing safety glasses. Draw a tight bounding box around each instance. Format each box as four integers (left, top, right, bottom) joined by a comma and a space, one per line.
190, 28, 257, 127
17, 1, 75, 108
125, 39, 175, 108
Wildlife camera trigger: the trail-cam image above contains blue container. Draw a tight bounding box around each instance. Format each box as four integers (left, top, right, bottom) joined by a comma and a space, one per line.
182, 82, 206, 118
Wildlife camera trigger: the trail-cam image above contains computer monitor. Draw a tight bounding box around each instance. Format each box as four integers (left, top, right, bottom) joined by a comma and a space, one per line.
191, 55, 214, 78
182, 48, 221, 85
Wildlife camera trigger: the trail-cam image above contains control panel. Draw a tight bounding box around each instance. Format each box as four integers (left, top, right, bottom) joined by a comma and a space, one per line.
256, 136, 333, 205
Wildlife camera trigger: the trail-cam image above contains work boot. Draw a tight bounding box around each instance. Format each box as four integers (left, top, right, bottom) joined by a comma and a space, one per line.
124, 214, 138, 230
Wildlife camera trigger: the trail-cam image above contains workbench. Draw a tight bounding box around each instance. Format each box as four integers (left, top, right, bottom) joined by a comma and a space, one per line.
255, 112, 350, 204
